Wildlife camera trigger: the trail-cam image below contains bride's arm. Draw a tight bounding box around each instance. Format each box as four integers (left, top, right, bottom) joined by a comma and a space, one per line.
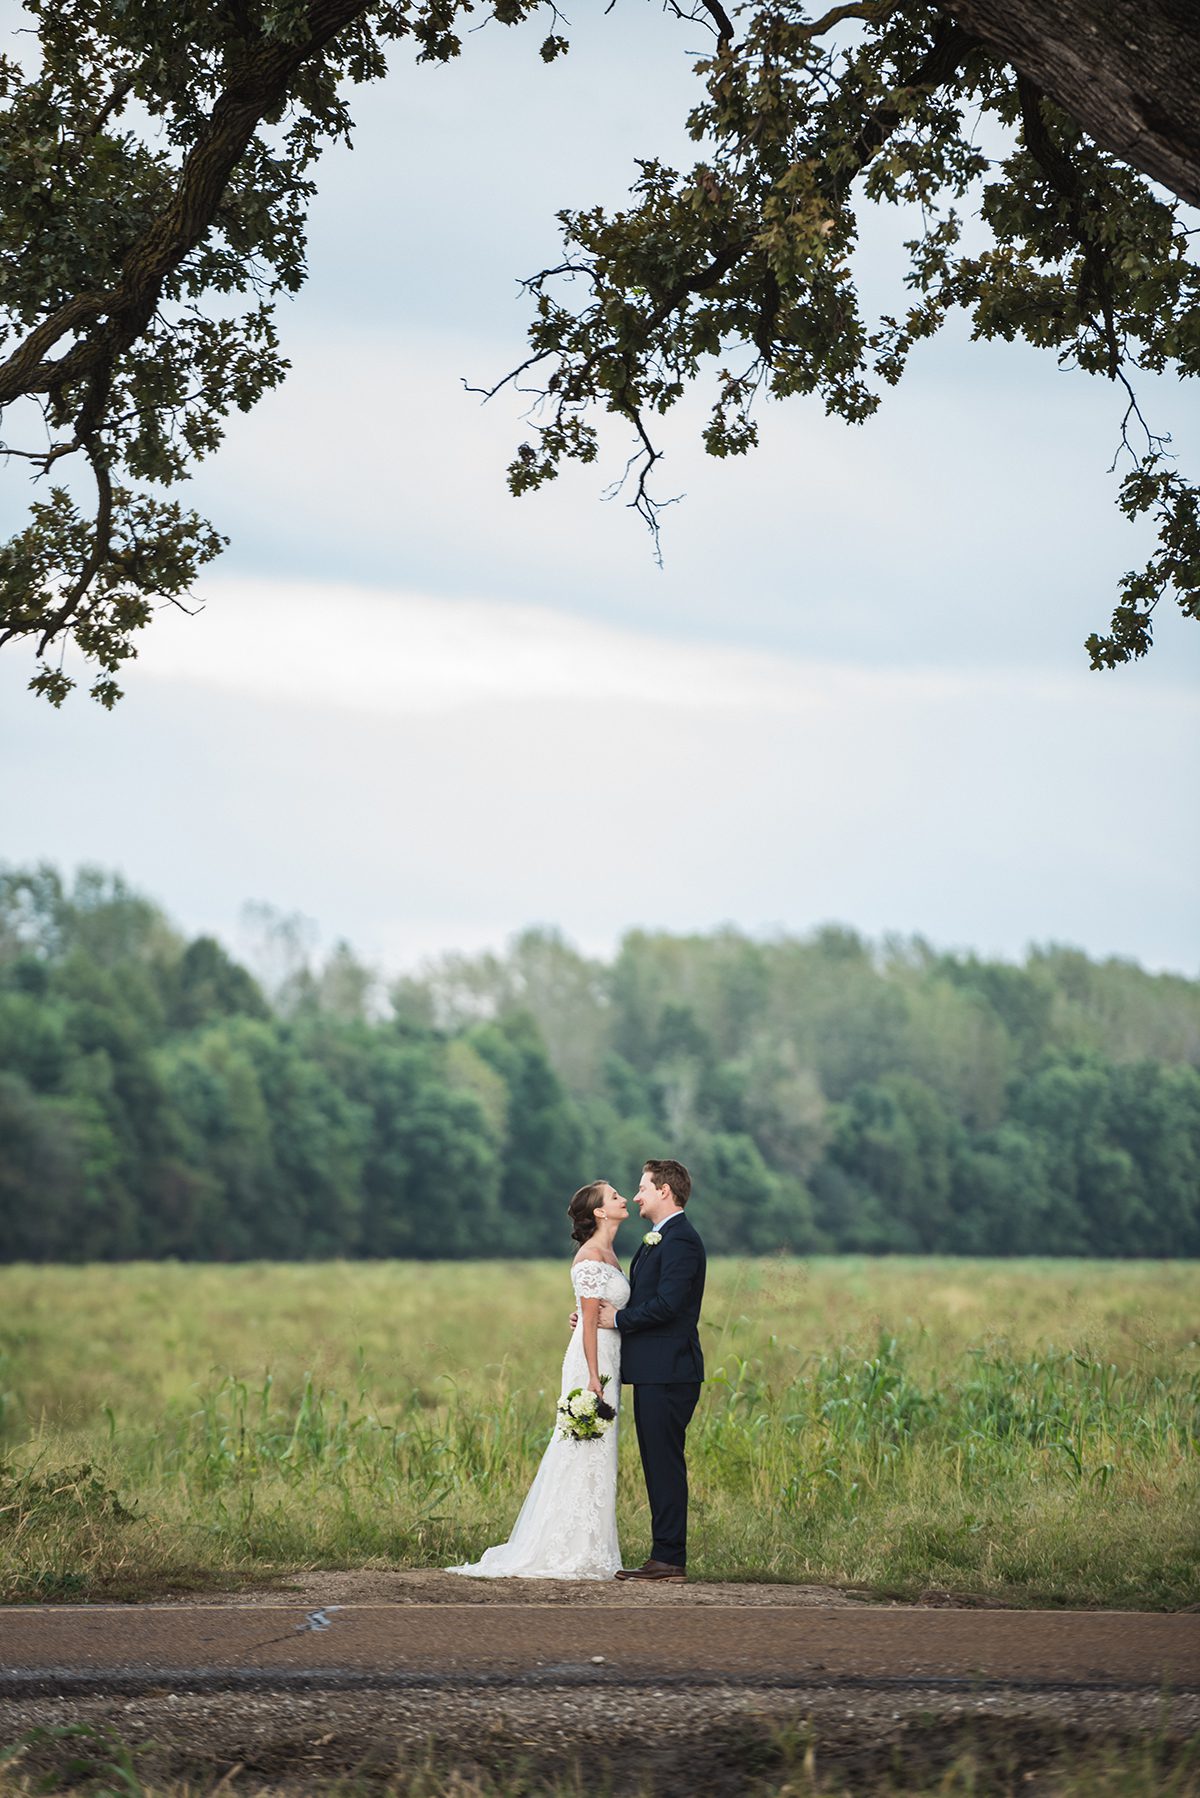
578, 1296, 604, 1397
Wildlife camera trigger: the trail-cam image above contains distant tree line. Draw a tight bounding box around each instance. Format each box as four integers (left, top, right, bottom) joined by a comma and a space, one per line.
1, 865, 1197, 1261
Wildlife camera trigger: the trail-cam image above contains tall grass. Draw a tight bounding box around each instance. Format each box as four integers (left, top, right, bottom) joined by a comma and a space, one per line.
1, 1258, 1196, 1606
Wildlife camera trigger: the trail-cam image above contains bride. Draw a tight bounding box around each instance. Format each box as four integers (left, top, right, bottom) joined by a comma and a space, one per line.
447, 1180, 630, 1580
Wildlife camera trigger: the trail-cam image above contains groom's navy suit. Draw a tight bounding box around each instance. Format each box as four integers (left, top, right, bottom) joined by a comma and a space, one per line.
616, 1211, 706, 1568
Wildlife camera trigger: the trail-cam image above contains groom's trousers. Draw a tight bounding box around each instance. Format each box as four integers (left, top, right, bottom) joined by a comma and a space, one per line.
632, 1382, 701, 1567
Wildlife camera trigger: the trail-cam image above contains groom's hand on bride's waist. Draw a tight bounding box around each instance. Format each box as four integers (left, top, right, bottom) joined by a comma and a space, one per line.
567, 1306, 618, 1330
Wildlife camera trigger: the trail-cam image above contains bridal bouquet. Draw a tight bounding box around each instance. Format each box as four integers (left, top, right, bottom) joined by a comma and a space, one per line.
557, 1375, 616, 1441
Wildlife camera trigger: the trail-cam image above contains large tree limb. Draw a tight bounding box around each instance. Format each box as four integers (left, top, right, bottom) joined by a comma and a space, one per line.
941, 0, 1200, 206
0, 0, 374, 411
0, 0, 377, 673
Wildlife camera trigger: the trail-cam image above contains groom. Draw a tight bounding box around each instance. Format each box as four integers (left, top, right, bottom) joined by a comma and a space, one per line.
597, 1158, 706, 1583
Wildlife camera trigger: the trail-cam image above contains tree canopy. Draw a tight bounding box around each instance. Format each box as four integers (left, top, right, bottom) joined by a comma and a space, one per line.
2, 863, 1198, 1261
0, 0, 1197, 703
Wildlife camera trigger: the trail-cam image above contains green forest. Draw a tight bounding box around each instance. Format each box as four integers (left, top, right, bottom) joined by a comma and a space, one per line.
1, 865, 1198, 1262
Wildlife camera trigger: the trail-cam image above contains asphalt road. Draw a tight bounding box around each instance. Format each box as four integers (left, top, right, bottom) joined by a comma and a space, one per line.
2, 1600, 1196, 1696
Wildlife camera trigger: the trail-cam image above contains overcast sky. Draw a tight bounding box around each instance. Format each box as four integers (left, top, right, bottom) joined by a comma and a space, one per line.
2, 5, 1197, 977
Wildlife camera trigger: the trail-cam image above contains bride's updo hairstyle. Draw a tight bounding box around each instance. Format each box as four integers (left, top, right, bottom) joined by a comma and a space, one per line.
568, 1181, 609, 1246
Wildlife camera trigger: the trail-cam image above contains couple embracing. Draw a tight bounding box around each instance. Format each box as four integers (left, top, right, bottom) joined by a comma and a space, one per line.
449, 1159, 705, 1583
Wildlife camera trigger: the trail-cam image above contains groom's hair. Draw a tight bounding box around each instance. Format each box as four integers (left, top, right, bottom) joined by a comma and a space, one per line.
644, 1159, 691, 1206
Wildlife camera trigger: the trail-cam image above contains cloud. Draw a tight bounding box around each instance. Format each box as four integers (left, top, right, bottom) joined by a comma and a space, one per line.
181, 316, 1200, 685
1, 572, 1174, 976
136, 574, 1017, 716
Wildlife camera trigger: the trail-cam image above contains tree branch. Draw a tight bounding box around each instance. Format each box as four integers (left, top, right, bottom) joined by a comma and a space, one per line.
0, 0, 375, 411
942, 0, 1200, 208
835, 18, 976, 203
0, 294, 108, 409
662, 0, 735, 51
797, 1, 900, 42
1016, 74, 1120, 378
87, 71, 138, 137
0, 437, 113, 656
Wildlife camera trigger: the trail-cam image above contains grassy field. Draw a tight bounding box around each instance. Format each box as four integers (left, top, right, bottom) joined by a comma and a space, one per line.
0, 1257, 1197, 1608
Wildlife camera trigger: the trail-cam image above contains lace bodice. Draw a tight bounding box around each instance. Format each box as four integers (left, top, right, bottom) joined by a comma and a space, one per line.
571, 1259, 630, 1303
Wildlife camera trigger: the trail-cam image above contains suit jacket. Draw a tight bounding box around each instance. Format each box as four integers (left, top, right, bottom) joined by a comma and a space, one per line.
616, 1212, 706, 1385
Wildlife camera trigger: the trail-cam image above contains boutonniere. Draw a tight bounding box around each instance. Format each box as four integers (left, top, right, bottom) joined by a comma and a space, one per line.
642, 1231, 663, 1247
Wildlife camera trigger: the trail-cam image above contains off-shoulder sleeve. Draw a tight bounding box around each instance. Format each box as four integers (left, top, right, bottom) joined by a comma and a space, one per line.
571, 1261, 612, 1299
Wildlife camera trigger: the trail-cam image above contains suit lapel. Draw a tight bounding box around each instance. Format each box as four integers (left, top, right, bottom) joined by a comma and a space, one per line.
630, 1231, 659, 1284
629, 1214, 690, 1287
629, 1226, 666, 1287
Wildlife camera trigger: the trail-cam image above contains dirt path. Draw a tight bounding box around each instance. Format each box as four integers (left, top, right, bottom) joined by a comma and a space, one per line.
3, 1588, 1196, 1793
3, 1589, 1196, 1693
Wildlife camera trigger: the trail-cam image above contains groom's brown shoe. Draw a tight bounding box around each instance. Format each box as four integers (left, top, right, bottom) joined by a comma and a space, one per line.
614, 1559, 686, 1582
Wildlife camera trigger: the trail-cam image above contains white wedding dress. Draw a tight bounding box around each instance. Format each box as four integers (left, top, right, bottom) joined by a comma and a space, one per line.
446, 1260, 630, 1580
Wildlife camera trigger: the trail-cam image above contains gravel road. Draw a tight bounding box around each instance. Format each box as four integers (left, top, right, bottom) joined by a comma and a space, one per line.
3, 1579, 1196, 1793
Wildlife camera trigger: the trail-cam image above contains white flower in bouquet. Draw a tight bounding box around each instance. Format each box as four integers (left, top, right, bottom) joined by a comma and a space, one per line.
557, 1376, 616, 1440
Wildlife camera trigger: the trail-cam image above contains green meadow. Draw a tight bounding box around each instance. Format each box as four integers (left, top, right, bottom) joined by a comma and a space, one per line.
1, 1257, 1196, 1608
